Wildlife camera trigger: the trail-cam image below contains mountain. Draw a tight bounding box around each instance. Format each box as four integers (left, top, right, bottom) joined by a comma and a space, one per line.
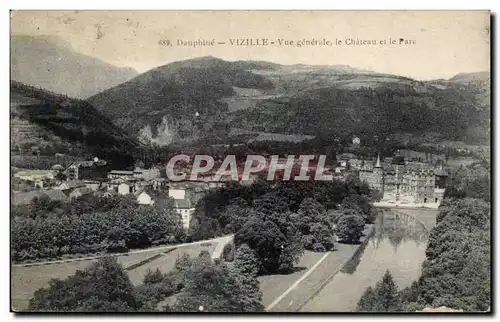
11, 35, 138, 99
87, 56, 275, 145
87, 56, 490, 147
11, 81, 140, 168
448, 71, 490, 84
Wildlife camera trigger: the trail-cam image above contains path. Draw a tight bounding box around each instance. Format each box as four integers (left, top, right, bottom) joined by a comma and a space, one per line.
210, 235, 234, 260
12, 235, 234, 268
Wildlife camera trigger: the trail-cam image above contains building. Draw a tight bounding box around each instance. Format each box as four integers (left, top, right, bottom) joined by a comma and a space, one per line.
135, 188, 171, 208
359, 154, 384, 193
108, 170, 135, 180
133, 167, 161, 181
352, 136, 361, 147
359, 154, 448, 205
118, 181, 137, 195
13, 170, 56, 189
136, 189, 155, 205
66, 158, 109, 181
106, 177, 139, 195
173, 198, 195, 230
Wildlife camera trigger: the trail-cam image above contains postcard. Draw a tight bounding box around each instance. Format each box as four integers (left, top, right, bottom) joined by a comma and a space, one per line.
10, 10, 491, 313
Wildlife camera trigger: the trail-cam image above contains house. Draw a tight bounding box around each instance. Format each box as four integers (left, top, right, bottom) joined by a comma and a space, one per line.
66, 158, 109, 181
83, 180, 102, 192
107, 177, 139, 195
133, 167, 161, 181
12, 189, 68, 206
173, 198, 195, 230
135, 187, 171, 207
108, 170, 135, 180
151, 177, 169, 191
118, 181, 136, 195
168, 187, 186, 200
352, 136, 361, 146
54, 180, 86, 196
13, 170, 56, 189
136, 189, 155, 205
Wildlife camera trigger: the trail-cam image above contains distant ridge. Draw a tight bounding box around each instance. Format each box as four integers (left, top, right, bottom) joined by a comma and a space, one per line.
87, 56, 490, 147
448, 71, 490, 83
11, 34, 138, 99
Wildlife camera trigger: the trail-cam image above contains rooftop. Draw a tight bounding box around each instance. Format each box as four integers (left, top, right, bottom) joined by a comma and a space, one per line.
109, 170, 134, 175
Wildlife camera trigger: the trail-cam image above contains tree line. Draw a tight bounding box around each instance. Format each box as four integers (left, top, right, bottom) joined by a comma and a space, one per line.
11, 195, 186, 262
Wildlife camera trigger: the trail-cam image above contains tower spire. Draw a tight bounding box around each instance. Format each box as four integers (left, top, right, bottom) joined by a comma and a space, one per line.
375, 154, 381, 168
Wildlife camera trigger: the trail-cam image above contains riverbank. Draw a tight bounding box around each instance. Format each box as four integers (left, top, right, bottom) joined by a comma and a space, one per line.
261, 224, 374, 312
301, 210, 430, 312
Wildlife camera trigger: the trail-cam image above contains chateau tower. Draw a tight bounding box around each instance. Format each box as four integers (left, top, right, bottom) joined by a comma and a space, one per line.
373, 154, 384, 195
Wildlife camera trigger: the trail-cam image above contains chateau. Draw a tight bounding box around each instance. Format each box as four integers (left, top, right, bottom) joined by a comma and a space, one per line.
359, 154, 448, 205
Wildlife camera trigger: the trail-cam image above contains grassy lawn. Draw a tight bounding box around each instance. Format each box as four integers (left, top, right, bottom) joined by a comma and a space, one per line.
258, 251, 324, 307
11, 260, 94, 311
11, 243, 215, 311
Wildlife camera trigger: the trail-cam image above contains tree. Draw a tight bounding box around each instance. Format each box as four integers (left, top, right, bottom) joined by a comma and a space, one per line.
336, 214, 365, 244
172, 251, 263, 312
29, 257, 137, 312
220, 203, 257, 234
234, 244, 261, 276
309, 222, 335, 252
143, 268, 165, 285
234, 217, 289, 274
374, 270, 403, 311
253, 192, 290, 216
296, 198, 334, 251
370, 189, 384, 202
221, 242, 235, 262
357, 270, 403, 312
341, 194, 377, 224
357, 286, 376, 312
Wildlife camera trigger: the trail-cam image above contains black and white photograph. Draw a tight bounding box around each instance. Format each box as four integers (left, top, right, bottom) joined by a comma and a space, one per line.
9, 10, 491, 313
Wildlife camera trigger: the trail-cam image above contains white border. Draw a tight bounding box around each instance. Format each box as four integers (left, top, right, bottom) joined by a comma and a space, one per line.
2, 1, 498, 322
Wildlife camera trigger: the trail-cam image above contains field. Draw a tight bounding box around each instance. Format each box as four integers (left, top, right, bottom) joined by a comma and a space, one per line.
11, 243, 216, 312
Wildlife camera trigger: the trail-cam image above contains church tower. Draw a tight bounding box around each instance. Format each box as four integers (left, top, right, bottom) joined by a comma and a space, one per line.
372, 154, 384, 195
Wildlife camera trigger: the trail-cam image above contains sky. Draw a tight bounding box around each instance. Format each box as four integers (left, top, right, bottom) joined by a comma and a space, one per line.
10, 10, 490, 80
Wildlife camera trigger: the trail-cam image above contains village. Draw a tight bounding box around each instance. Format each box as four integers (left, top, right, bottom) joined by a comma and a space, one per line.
11, 135, 451, 233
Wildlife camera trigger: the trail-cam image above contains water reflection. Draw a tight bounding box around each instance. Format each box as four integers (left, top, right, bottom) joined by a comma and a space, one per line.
302, 211, 429, 312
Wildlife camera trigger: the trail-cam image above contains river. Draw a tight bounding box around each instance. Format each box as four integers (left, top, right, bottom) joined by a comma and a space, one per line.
301, 210, 430, 312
